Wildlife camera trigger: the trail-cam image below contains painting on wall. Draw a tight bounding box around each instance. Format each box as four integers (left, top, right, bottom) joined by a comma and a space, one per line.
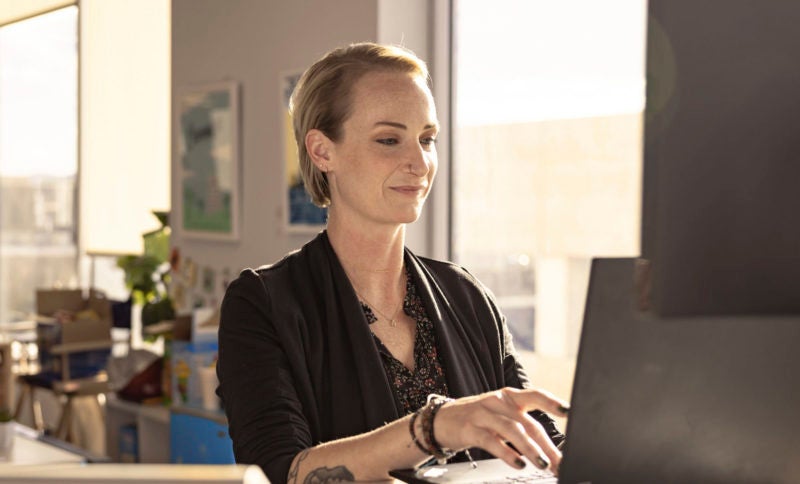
281, 70, 327, 232
177, 81, 240, 241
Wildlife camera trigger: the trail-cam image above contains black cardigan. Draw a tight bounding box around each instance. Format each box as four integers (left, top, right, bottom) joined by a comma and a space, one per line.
217, 231, 563, 484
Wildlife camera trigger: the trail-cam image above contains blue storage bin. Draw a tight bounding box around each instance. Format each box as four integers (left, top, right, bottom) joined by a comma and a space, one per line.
119, 423, 139, 463
170, 408, 234, 464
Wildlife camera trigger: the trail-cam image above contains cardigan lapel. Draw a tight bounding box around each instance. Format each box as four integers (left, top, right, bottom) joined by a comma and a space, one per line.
314, 233, 401, 435
405, 251, 492, 399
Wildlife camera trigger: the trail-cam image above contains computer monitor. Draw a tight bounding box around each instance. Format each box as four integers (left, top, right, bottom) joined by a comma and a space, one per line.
560, 258, 800, 483
641, 0, 800, 316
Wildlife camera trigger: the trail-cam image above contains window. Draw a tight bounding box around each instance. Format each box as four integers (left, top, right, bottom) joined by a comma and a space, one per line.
451, 0, 646, 362
0, 6, 79, 323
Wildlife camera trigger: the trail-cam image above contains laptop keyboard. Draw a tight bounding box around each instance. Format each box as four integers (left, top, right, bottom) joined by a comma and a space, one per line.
487, 469, 557, 483
413, 458, 558, 483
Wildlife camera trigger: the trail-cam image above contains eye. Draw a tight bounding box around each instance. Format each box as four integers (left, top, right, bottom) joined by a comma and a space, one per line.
376, 138, 399, 146
420, 137, 438, 147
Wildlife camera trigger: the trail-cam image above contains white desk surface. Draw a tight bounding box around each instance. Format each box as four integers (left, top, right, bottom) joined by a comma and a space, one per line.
0, 423, 86, 468
0, 424, 268, 483
0, 464, 269, 483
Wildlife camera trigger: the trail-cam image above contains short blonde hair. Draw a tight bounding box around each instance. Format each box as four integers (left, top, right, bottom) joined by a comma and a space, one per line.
289, 42, 430, 207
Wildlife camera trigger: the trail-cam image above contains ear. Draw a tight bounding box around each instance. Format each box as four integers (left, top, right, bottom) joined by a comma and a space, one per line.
305, 129, 334, 172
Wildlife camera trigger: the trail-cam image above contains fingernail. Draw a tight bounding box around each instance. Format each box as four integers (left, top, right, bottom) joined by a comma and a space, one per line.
535, 456, 550, 470
558, 405, 570, 415
514, 457, 526, 469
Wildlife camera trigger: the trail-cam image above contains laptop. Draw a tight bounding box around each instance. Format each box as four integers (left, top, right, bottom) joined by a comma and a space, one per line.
393, 258, 800, 483
391, 456, 556, 484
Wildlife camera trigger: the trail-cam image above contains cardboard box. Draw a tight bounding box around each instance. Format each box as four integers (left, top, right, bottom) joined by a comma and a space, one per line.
171, 340, 217, 407
36, 289, 113, 379
167, 306, 218, 407
191, 307, 219, 344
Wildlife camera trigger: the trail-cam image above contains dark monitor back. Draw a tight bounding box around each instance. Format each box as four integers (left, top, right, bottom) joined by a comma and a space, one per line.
560, 258, 800, 484
642, 0, 800, 316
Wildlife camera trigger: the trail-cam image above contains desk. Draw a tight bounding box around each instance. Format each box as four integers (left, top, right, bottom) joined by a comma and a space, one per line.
0, 423, 86, 467
0, 463, 268, 483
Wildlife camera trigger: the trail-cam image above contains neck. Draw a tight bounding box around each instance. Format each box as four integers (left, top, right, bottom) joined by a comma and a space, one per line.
326, 210, 406, 274
326, 210, 407, 307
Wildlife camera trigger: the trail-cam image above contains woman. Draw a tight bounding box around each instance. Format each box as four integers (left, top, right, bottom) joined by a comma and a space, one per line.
217, 42, 568, 484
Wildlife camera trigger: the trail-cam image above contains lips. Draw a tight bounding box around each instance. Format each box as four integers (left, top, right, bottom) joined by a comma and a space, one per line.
390, 185, 427, 195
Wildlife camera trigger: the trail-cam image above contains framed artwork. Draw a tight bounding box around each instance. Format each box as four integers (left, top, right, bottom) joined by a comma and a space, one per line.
177, 81, 240, 241
281, 70, 327, 232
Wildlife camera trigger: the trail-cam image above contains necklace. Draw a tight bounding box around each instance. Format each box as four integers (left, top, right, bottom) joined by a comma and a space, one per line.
346, 265, 406, 327
354, 288, 404, 327
352, 266, 404, 274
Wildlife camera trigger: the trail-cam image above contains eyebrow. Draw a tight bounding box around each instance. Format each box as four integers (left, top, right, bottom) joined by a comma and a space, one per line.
373, 121, 439, 131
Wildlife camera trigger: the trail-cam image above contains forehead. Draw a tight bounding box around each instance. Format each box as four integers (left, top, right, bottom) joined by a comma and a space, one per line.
347, 71, 437, 125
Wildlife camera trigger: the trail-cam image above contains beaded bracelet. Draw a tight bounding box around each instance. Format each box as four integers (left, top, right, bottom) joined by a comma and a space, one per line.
409, 394, 478, 469
409, 404, 440, 460
418, 400, 437, 455
408, 408, 429, 455
423, 394, 456, 464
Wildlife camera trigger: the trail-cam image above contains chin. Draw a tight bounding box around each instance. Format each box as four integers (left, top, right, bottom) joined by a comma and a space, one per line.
382, 209, 420, 225
398, 208, 423, 224
382, 201, 426, 225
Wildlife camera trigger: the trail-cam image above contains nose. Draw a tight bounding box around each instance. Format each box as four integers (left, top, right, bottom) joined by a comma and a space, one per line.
407, 143, 433, 177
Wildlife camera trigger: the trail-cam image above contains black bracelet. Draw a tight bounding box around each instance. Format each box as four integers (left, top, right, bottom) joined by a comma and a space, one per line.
425, 394, 456, 464
409, 409, 429, 455
419, 400, 438, 456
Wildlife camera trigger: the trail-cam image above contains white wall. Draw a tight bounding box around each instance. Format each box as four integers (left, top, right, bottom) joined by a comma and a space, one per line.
377, 0, 437, 255
170, 1, 437, 310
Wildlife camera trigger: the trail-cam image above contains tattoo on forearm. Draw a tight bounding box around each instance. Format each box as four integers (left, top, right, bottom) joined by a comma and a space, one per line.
288, 449, 310, 484
303, 466, 355, 484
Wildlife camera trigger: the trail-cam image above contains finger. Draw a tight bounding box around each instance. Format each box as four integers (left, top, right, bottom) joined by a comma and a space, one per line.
478, 390, 563, 469
468, 407, 556, 473
466, 426, 530, 471
479, 390, 563, 471
503, 387, 570, 417
480, 388, 527, 415
518, 413, 562, 473
434, 389, 568, 463
491, 414, 555, 472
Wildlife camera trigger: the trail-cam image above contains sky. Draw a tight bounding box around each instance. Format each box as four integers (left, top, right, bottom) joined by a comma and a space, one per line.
455, 0, 647, 125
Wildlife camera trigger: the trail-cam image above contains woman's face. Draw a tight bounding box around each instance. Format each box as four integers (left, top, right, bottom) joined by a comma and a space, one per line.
325, 70, 439, 228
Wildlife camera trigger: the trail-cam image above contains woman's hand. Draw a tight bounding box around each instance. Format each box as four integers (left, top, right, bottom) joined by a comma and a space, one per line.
433, 387, 569, 473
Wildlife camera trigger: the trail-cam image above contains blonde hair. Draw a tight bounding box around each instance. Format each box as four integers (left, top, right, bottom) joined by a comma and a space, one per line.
289, 42, 430, 207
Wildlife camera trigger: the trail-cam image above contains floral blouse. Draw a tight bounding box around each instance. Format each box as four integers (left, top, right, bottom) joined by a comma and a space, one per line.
359, 273, 449, 414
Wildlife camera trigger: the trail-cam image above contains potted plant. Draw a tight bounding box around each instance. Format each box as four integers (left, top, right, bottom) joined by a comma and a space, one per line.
116, 211, 175, 338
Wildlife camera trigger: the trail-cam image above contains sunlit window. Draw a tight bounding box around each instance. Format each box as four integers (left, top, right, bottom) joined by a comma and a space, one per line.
0, 7, 79, 322
452, 0, 645, 367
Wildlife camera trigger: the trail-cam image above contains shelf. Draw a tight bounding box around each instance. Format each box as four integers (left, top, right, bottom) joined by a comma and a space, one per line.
105, 396, 170, 463
106, 397, 170, 425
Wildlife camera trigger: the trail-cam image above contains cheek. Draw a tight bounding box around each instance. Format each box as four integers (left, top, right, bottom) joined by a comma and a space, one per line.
428, 154, 439, 179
